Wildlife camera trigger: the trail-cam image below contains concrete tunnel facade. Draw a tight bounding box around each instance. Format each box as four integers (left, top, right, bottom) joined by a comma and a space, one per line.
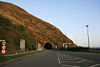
37, 41, 53, 51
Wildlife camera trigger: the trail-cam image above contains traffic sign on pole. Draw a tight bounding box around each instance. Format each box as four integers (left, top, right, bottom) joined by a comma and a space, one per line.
2, 41, 6, 46
1, 50, 6, 54
2, 45, 6, 50
1, 41, 7, 54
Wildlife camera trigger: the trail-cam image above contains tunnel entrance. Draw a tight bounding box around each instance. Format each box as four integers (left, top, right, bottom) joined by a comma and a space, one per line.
44, 42, 53, 50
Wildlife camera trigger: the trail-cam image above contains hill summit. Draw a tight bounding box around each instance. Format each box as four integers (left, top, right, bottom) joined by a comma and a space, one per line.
0, 1, 77, 53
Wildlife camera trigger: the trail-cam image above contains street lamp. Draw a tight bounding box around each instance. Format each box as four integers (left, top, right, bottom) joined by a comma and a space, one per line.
86, 25, 90, 48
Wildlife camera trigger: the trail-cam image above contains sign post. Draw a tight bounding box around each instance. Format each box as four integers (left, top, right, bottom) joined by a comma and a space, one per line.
2, 41, 6, 46
1, 50, 6, 54
2, 45, 6, 50
0, 40, 6, 54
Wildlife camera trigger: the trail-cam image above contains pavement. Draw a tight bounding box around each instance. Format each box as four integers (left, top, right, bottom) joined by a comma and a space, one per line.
0, 50, 100, 67
57, 51, 100, 67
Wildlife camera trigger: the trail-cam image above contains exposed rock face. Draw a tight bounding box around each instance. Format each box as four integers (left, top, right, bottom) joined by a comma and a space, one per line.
0, 1, 77, 52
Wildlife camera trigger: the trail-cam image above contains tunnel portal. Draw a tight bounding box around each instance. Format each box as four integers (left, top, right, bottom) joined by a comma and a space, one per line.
44, 42, 53, 50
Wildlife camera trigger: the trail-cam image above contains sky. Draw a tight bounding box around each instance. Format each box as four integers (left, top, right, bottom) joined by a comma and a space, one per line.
0, 0, 100, 47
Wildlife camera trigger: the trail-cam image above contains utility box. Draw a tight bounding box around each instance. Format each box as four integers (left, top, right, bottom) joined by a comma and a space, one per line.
20, 39, 25, 51
37, 42, 43, 51
63, 43, 68, 50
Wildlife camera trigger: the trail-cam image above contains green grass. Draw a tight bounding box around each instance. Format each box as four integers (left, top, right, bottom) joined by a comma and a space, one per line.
0, 15, 36, 51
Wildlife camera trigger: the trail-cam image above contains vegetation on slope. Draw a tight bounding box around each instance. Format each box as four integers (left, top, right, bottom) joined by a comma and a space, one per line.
0, 15, 36, 53
0, 1, 77, 53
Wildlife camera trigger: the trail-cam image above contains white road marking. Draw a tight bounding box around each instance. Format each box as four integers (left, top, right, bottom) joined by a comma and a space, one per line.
56, 53, 61, 64
58, 57, 61, 64
61, 60, 87, 63
62, 65, 80, 67
56, 52, 95, 67
61, 58, 80, 61
61, 57, 94, 63
90, 64, 100, 67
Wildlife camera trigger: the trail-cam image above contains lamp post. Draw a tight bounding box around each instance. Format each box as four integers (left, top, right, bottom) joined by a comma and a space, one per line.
86, 25, 90, 48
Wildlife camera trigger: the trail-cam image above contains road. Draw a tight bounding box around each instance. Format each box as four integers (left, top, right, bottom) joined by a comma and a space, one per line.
0, 50, 100, 67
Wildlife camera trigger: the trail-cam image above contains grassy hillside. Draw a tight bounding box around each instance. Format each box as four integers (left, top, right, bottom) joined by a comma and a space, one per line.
0, 15, 36, 53
0, 1, 77, 53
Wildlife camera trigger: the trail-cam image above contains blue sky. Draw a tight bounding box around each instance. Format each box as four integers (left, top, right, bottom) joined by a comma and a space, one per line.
0, 0, 100, 47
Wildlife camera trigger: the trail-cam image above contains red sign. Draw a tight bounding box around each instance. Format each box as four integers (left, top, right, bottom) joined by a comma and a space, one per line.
2, 45, 6, 50
1, 50, 6, 54
2, 41, 6, 46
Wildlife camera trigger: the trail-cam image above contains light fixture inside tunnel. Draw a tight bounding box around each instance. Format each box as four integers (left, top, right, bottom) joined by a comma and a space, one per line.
44, 42, 53, 49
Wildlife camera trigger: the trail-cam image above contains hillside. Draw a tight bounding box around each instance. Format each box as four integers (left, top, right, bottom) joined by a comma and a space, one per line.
0, 1, 77, 53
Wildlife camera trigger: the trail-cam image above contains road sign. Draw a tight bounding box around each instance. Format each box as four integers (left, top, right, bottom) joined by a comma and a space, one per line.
2, 41, 6, 46
1, 50, 6, 54
2, 45, 6, 50
0, 40, 5, 42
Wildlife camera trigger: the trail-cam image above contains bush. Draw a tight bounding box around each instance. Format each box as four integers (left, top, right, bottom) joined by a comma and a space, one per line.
0, 15, 11, 26
21, 32, 36, 50
22, 32, 28, 38
13, 24, 26, 32
57, 46, 89, 52
0, 54, 7, 62
19, 25, 26, 31
58, 47, 67, 50
67, 46, 89, 51
25, 37, 36, 50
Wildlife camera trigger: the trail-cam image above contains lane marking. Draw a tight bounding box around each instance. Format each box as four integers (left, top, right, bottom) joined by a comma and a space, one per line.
61, 60, 87, 63
58, 57, 61, 64
90, 64, 100, 67
61, 56, 94, 63
75, 60, 87, 63
68, 52, 100, 60
61, 58, 81, 61
62, 65, 80, 67
57, 52, 94, 67
56, 53, 61, 64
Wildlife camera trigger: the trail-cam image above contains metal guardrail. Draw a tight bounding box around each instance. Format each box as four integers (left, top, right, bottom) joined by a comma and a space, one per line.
4, 51, 36, 56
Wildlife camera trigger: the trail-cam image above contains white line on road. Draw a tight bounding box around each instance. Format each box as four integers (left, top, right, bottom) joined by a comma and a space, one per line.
56, 53, 61, 64
62, 65, 80, 67
58, 57, 61, 64
61, 60, 87, 63
90, 64, 100, 67
61, 58, 80, 61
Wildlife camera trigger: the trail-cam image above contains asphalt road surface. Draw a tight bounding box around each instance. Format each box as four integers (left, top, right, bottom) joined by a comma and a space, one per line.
0, 50, 100, 67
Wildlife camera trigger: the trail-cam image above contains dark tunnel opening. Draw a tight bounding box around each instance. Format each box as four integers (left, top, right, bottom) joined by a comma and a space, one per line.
44, 42, 53, 50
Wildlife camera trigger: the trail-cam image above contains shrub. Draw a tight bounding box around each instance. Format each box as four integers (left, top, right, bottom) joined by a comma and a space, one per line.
0, 54, 7, 62
58, 47, 66, 50
19, 25, 26, 31
0, 15, 11, 26
22, 32, 28, 38
13, 24, 26, 32
25, 37, 36, 50
67, 46, 89, 51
